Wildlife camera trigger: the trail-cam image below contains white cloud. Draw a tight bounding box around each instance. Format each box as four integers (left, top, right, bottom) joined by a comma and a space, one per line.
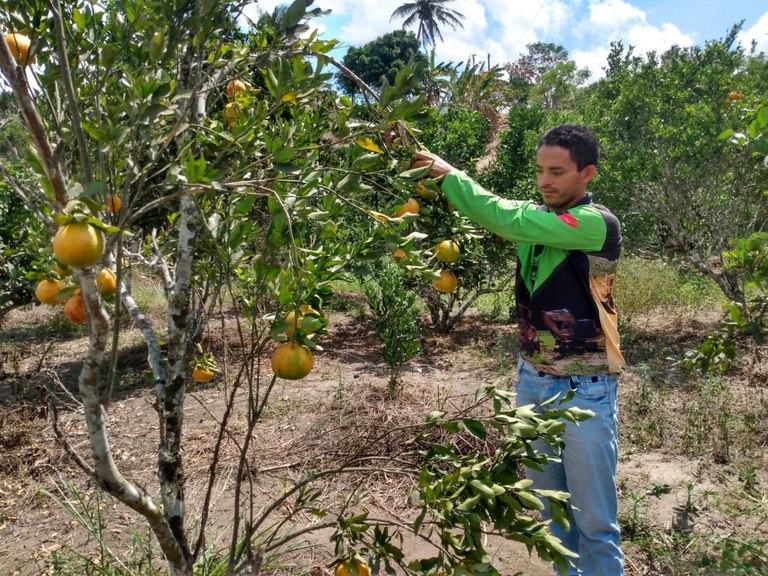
624, 22, 694, 55
242, 2, 768, 83
587, 0, 644, 32
739, 11, 768, 54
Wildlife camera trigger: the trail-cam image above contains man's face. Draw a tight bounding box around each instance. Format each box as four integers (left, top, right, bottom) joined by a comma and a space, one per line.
536, 145, 596, 211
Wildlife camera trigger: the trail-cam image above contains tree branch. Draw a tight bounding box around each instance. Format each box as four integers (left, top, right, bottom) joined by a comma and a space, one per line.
0, 27, 69, 206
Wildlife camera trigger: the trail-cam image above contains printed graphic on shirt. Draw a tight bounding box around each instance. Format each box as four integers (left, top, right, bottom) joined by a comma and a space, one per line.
519, 253, 623, 375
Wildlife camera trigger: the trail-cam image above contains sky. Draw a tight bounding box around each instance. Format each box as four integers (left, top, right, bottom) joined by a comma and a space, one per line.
244, 0, 768, 82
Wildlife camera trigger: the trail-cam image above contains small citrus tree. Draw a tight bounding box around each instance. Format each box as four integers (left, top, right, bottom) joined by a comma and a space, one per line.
0, 1, 581, 574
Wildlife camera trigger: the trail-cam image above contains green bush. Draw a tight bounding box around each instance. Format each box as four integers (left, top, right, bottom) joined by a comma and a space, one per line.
418, 106, 490, 174
364, 263, 422, 397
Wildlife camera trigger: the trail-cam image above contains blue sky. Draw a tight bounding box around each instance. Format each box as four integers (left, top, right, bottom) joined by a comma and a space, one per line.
246, 0, 768, 82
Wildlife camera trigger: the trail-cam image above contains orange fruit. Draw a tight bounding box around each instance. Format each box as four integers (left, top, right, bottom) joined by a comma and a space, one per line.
53, 222, 105, 268
432, 269, 458, 293
283, 305, 320, 339
5, 32, 34, 65
393, 248, 406, 259
271, 342, 314, 380
226, 79, 246, 98
35, 278, 66, 304
107, 195, 122, 213
193, 367, 215, 383
223, 102, 242, 127
335, 561, 371, 576
96, 267, 117, 297
415, 180, 438, 201
63, 293, 87, 324
435, 240, 460, 264
394, 197, 420, 217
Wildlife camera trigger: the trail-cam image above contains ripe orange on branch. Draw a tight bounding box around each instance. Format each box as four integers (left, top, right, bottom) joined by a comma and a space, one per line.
394, 197, 420, 217
283, 304, 321, 339
107, 195, 122, 213
335, 561, 371, 576
4, 32, 34, 65
223, 102, 242, 128
193, 367, 215, 383
96, 267, 117, 297
35, 278, 66, 304
435, 240, 460, 264
432, 269, 458, 293
53, 222, 105, 268
271, 342, 314, 380
226, 79, 246, 98
63, 293, 87, 324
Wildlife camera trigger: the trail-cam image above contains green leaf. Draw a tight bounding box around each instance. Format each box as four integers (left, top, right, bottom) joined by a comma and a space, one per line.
280, 0, 309, 30
461, 418, 486, 440
398, 165, 433, 180
457, 493, 482, 510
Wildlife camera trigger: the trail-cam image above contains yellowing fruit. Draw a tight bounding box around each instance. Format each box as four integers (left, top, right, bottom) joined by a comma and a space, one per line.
53, 223, 105, 268
63, 293, 87, 324
193, 367, 215, 383
394, 197, 420, 217
335, 561, 371, 576
271, 342, 314, 380
4, 32, 34, 65
432, 269, 458, 293
107, 195, 122, 213
35, 278, 66, 304
226, 79, 246, 98
283, 304, 321, 339
96, 267, 117, 297
435, 240, 460, 264
223, 102, 242, 127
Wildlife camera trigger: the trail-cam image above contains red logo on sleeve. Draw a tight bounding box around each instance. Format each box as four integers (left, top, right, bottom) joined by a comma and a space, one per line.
557, 212, 579, 227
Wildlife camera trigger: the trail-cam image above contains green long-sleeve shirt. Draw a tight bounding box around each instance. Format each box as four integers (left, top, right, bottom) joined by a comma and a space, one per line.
442, 170, 624, 375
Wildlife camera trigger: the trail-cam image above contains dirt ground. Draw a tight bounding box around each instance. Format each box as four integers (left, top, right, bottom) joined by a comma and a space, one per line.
1, 299, 766, 575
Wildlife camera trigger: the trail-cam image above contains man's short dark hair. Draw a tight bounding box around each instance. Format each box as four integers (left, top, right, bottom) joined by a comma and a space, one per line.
539, 124, 600, 171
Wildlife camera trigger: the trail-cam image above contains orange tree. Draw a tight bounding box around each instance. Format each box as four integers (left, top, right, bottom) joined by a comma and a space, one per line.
0, 95, 50, 319
0, 1, 579, 574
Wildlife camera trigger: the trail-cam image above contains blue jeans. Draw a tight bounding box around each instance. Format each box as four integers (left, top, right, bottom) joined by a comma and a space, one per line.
515, 357, 624, 575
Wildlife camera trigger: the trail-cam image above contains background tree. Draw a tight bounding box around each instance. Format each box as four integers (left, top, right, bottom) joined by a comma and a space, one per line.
583, 26, 768, 306
390, 0, 464, 50
336, 29, 427, 99
505, 42, 589, 103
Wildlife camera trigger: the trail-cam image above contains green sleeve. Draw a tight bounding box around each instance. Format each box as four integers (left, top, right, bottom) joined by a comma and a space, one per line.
442, 170, 607, 251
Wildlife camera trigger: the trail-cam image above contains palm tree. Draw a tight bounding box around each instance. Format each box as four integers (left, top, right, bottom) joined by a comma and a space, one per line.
390, 0, 465, 49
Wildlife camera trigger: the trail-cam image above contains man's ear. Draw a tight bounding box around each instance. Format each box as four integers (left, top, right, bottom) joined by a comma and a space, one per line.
582, 164, 597, 184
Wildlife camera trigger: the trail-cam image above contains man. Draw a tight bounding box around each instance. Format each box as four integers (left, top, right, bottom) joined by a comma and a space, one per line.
411, 124, 625, 575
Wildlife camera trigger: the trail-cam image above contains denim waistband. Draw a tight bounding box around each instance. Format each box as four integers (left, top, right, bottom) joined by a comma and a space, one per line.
518, 355, 613, 381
